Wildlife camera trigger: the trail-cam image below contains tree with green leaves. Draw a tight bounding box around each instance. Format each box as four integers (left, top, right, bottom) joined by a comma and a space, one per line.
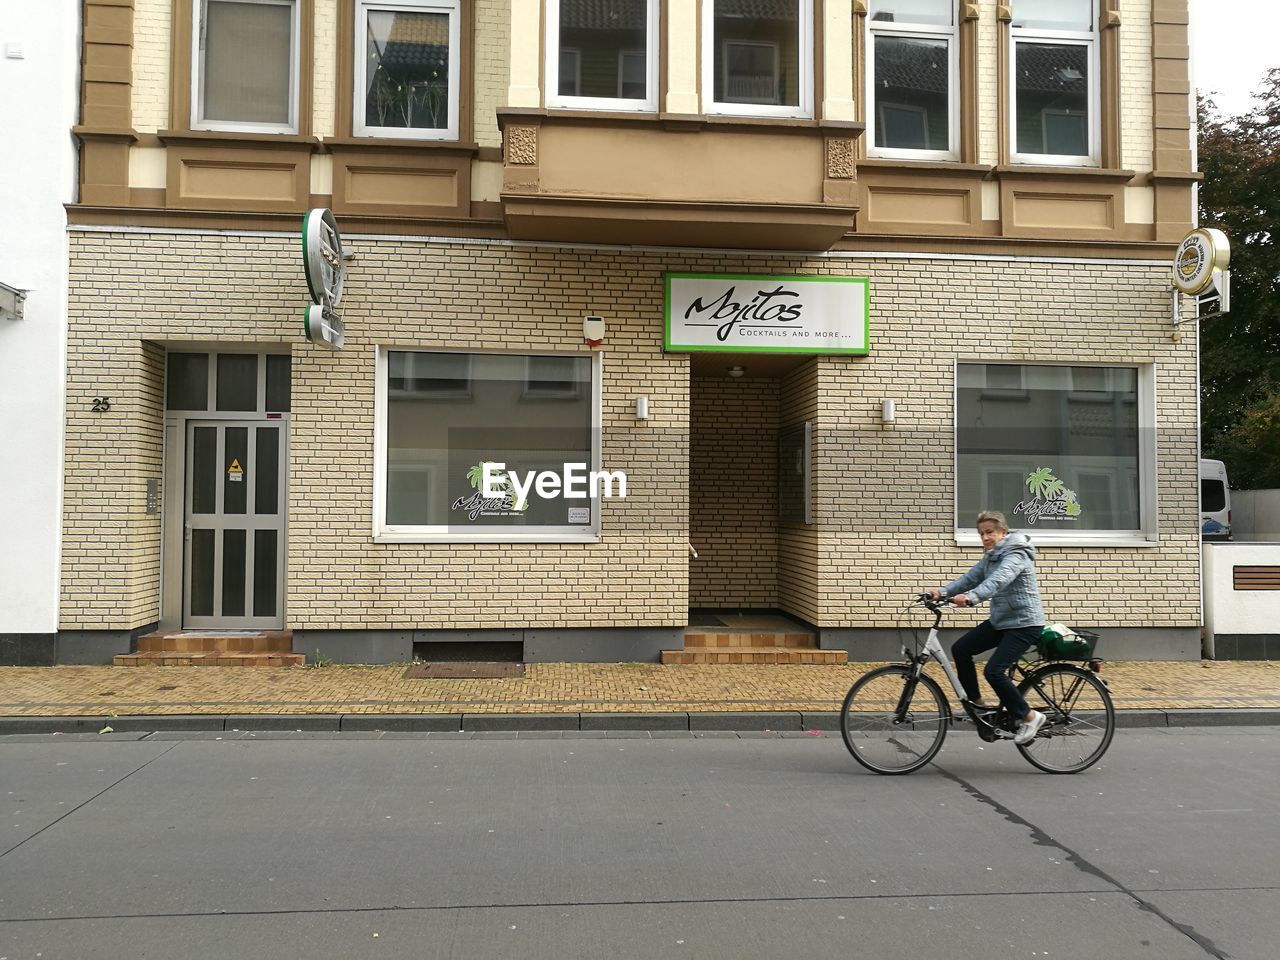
1198, 69, 1280, 488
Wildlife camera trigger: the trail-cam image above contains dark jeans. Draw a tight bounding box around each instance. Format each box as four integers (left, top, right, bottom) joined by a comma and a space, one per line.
951, 620, 1042, 719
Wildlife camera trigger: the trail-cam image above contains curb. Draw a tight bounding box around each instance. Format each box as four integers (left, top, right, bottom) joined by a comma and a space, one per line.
1, 708, 1278, 737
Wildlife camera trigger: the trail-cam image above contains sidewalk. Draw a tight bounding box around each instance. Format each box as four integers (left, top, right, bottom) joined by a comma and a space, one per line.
1, 660, 1278, 732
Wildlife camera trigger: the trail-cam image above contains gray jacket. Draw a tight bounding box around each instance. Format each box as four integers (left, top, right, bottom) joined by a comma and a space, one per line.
939, 531, 1044, 630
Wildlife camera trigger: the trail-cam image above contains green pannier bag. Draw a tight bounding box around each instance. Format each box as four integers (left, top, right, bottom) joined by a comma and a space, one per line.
1036, 623, 1098, 660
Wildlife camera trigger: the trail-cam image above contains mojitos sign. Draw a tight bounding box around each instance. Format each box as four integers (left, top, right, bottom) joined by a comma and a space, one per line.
302, 208, 346, 349
1014, 467, 1082, 525
664, 274, 869, 354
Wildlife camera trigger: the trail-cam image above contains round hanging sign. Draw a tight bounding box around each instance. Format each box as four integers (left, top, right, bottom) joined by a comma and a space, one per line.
303, 208, 345, 309
1173, 227, 1230, 296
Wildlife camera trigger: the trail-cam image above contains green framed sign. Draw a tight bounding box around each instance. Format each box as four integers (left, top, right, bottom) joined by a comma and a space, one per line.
664, 273, 870, 355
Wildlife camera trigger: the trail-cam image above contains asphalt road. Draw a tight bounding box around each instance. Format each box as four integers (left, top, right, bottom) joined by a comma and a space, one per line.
1, 726, 1276, 959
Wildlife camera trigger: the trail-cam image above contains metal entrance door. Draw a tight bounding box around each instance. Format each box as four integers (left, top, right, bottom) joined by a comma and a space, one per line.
183, 421, 286, 628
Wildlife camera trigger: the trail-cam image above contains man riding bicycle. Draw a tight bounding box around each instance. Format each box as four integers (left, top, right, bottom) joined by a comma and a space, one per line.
929, 510, 1046, 745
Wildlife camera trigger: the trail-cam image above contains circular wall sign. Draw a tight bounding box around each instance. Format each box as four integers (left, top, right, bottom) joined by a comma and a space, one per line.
303, 208, 345, 309
1173, 227, 1230, 296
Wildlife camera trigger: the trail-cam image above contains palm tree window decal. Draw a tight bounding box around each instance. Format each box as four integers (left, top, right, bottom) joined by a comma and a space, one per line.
365, 9, 451, 131
1023, 467, 1081, 518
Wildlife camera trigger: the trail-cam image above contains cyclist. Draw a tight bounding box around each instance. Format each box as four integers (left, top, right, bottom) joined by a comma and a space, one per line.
929, 510, 1046, 745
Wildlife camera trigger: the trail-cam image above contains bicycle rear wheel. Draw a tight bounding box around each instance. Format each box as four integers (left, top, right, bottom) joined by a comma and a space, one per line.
840, 665, 949, 775
1016, 664, 1115, 774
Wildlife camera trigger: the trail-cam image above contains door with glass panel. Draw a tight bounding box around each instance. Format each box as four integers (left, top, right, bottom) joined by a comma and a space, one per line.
184, 421, 286, 629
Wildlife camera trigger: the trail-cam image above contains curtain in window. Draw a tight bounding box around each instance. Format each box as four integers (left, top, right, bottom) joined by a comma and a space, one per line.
203, 1, 293, 124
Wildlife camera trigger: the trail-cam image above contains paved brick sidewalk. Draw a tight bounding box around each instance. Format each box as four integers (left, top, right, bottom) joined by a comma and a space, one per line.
0, 660, 1277, 717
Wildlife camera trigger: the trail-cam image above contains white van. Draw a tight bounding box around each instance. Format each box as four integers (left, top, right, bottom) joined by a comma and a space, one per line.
1200, 458, 1231, 540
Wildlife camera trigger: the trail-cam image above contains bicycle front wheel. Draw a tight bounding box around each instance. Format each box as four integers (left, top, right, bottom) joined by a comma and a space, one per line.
1016, 664, 1115, 774
840, 665, 950, 775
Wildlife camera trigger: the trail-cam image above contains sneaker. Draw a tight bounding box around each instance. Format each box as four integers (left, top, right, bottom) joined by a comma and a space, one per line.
1013, 710, 1047, 745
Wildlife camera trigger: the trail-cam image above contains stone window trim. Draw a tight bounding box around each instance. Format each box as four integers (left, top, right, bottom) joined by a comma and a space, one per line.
170, 0, 316, 136
953, 359, 1158, 547
372, 347, 605, 544
337, 0, 476, 143
854, 1, 979, 163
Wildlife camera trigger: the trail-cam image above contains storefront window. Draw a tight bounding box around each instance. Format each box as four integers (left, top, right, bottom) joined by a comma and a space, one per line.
956, 363, 1150, 540
378, 350, 601, 541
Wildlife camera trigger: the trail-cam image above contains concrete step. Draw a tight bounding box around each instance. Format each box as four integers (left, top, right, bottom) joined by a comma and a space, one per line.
136, 631, 293, 654
683, 631, 817, 649
114, 651, 304, 667
661, 647, 847, 665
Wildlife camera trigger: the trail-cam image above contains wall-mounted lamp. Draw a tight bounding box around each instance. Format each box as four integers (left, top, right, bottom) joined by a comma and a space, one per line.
0, 282, 28, 322
635, 396, 649, 420
727, 365, 746, 378
881, 399, 896, 423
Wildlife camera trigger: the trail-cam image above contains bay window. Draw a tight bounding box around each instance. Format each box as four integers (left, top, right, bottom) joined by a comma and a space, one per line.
703, 0, 813, 118
355, 0, 461, 139
546, 0, 659, 111
376, 350, 602, 542
867, 0, 958, 159
956, 363, 1155, 544
1010, 0, 1099, 165
193, 0, 299, 132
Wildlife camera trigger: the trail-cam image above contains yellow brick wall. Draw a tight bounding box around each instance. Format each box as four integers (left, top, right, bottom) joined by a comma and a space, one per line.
778, 359, 820, 623
976, 0, 1000, 167
64, 232, 1199, 635
313, 0, 338, 138
132, 0, 170, 133
474, 0, 511, 148
1120, 0, 1155, 172
689, 377, 778, 608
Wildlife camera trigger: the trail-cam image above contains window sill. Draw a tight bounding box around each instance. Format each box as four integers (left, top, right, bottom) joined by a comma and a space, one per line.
159, 129, 320, 147
323, 136, 479, 155
995, 164, 1136, 182
858, 157, 993, 175
497, 107, 863, 135
954, 532, 1158, 548
374, 531, 602, 544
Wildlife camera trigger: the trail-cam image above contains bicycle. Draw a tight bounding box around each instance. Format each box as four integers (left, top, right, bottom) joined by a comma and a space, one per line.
840, 596, 1115, 775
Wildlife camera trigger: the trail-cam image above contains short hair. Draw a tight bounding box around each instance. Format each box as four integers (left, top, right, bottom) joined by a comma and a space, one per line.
975, 510, 1008, 532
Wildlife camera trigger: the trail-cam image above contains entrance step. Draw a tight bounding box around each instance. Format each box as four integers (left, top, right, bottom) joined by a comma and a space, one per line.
115, 631, 301, 667
661, 647, 847, 665
683, 631, 816, 648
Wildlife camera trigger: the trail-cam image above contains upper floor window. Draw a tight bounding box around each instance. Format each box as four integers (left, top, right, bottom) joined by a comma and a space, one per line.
546, 0, 659, 111
703, 0, 813, 118
866, 0, 958, 159
355, 0, 461, 139
1010, 0, 1099, 165
193, 0, 300, 132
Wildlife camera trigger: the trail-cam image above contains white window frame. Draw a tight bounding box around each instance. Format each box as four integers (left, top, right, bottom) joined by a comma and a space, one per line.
1009, 2, 1100, 167
702, 0, 813, 118
373, 347, 604, 543
192, 0, 301, 134
354, 0, 461, 140
866, 2, 959, 160
953, 361, 1158, 547
545, 0, 659, 112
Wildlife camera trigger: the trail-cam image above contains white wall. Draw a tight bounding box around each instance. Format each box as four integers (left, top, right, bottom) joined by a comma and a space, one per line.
1231, 489, 1280, 542
1202, 543, 1280, 656
0, 1, 78, 633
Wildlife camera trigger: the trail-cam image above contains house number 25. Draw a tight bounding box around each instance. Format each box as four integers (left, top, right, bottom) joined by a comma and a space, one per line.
91, 397, 111, 412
